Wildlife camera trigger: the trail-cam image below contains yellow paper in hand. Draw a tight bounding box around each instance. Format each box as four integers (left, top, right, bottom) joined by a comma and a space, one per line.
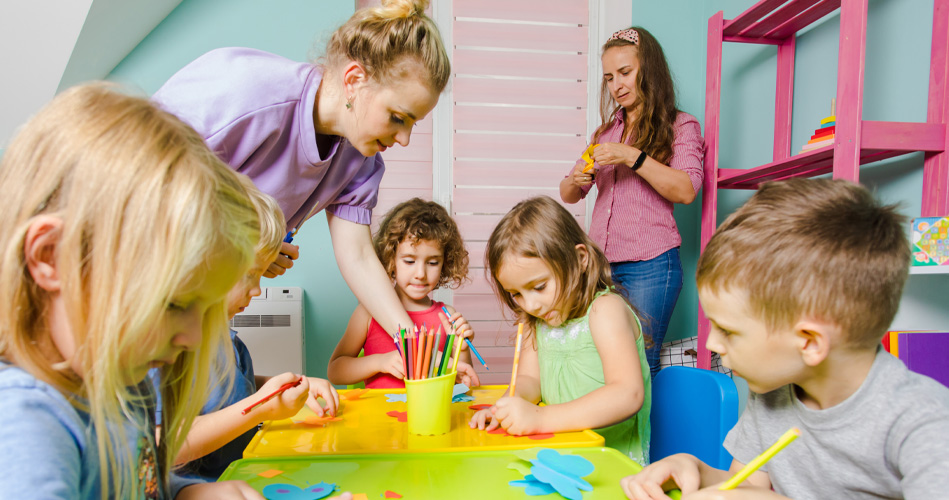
581, 144, 598, 173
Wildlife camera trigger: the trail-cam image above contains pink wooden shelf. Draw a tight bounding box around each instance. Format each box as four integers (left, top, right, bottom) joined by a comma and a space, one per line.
717, 121, 948, 189
697, 0, 949, 370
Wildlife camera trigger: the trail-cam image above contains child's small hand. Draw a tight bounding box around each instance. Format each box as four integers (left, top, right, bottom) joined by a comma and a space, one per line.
176, 480, 265, 499
253, 372, 308, 421
438, 310, 475, 347
377, 351, 406, 380
304, 377, 340, 417
454, 360, 481, 387
620, 454, 702, 500
490, 395, 544, 436
468, 408, 498, 431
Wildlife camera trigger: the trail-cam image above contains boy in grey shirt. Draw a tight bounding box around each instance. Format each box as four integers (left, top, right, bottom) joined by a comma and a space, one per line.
622, 178, 949, 500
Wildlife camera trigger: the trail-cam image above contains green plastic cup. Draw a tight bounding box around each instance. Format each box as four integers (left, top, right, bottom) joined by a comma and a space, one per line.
405, 371, 454, 435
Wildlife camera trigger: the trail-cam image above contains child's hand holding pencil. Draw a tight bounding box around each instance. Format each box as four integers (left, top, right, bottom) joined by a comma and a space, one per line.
240, 372, 309, 420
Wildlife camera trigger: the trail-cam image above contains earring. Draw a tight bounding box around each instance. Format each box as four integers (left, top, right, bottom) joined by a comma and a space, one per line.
345, 95, 353, 110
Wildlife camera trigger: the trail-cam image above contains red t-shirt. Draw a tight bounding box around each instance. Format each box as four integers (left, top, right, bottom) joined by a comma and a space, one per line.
363, 301, 449, 388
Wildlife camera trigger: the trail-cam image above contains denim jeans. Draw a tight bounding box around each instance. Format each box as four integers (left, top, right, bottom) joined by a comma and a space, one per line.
611, 247, 683, 378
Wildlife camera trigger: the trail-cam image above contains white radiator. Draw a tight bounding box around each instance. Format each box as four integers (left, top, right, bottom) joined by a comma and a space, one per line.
229, 287, 304, 376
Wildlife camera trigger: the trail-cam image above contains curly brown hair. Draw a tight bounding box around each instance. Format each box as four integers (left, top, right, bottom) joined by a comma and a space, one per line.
373, 198, 469, 289
594, 26, 678, 165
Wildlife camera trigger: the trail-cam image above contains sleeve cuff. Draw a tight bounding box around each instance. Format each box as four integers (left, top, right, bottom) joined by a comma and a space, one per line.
327, 204, 372, 225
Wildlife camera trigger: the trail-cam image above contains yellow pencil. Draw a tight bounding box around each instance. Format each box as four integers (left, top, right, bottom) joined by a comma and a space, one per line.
509, 323, 524, 397
720, 427, 801, 490
450, 329, 464, 374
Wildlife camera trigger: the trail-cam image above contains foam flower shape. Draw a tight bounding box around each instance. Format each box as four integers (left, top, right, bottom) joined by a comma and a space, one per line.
262, 482, 336, 500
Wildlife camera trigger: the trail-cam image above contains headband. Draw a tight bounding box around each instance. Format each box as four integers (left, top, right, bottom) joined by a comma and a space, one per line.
609, 28, 639, 45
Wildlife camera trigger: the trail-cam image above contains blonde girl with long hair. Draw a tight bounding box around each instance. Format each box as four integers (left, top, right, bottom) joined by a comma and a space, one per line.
153, 0, 456, 347
469, 196, 652, 465
0, 83, 273, 499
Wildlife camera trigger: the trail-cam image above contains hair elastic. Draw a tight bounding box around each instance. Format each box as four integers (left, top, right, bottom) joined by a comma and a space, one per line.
609, 28, 639, 45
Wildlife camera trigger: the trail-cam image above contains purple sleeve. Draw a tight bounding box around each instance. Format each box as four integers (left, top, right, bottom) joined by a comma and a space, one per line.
326, 154, 385, 225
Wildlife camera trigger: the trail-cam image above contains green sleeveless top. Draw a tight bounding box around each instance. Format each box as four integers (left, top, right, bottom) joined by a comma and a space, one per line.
535, 290, 651, 465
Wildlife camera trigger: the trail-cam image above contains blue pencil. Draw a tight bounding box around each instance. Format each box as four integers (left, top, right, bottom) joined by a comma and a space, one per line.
441, 306, 488, 370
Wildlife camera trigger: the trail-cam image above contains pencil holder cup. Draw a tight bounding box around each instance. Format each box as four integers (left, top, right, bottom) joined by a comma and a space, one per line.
405, 371, 454, 435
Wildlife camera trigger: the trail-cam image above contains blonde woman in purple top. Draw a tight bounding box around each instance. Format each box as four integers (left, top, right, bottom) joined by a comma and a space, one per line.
154, 0, 448, 338
560, 26, 705, 377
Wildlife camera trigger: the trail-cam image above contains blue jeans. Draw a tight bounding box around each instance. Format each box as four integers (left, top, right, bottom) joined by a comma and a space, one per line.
611, 248, 683, 378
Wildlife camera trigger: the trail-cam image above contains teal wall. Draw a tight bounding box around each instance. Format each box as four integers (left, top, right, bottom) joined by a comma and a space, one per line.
633, 0, 949, 344
108, 0, 358, 379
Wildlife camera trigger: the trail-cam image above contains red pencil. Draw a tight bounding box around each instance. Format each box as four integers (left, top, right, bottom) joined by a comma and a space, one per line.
241, 376, 303, 415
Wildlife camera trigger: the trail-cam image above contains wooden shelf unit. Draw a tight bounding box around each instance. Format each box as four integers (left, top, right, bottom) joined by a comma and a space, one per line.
697, 0, 949, 369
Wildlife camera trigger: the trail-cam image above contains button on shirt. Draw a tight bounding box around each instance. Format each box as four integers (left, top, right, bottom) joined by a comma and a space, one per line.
570, 111, 705, 262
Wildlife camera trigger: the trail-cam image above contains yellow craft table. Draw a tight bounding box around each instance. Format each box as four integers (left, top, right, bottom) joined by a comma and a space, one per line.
222, 447, 642, 499
243, 386, 604, 458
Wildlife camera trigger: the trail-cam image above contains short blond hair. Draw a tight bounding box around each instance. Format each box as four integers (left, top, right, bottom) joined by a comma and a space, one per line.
237, 174, 285, 263
697, 178, 909, 348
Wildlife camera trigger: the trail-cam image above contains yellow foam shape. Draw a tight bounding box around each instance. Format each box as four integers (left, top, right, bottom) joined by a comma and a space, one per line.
581, 144, 598, 173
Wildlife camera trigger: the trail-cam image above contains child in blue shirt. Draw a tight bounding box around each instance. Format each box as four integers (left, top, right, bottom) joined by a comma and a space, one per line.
164, 178, 339, 480
0, 83, 266, 499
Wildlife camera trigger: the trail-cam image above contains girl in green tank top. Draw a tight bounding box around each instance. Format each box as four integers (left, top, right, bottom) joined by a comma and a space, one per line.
469, 196, 652, 465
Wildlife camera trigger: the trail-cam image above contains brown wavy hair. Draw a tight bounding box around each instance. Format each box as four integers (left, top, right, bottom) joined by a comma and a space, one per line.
594, 26, 677, 165
486, 196, 644, 344
374, 198, 469, 289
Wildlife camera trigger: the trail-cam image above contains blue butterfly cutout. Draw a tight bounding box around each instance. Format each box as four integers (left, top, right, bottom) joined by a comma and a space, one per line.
509, 448, 596, 500
262, 482, 336, 500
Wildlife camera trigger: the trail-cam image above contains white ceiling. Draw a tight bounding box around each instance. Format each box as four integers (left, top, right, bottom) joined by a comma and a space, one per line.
0, 0, 182, 148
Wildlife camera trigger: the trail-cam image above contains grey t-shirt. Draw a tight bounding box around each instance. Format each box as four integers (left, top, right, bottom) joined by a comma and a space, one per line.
725, 347, 949, 499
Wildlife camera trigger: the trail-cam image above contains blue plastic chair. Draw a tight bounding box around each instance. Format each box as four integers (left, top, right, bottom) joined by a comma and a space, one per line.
650, 366, 739, 469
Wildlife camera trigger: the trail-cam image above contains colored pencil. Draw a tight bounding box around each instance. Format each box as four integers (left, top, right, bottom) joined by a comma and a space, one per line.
437, 333, 453, 377
399, 328, 408, 380
241, 376, 303, 415
428, 327, 442, 378
720, 427, 801, 490
421, 329, 434, 379
509, 323, 524, 397
406, 330, 414, 381
451, 329, 465, 374
412, 329, 421, 379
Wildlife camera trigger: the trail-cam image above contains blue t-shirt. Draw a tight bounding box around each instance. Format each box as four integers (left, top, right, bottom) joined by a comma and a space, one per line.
151, 329, 257, 480
0, 360, 199, 498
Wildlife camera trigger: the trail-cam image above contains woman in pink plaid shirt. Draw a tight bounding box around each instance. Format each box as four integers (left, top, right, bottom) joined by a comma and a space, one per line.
560, 26, 705, 378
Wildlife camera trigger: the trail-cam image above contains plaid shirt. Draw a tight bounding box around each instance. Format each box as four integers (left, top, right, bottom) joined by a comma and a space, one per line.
571, 110, 705, 262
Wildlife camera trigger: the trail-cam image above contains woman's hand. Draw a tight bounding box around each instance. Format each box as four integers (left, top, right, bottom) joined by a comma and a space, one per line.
264, 241, 299, 278
592, 142, 641, 168
569, 161, 595, 187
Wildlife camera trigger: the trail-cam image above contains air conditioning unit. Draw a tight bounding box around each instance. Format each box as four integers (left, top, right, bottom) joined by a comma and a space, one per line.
229, 287, 304, 376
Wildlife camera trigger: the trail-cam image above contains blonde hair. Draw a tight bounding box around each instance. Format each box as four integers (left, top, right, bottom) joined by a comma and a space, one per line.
486, 196, 623, 341
697, 178, 910, 348
237, 174, 286, 263
324, 0, 450, 93
0, 83, 258, 498
373, 197, 469, 289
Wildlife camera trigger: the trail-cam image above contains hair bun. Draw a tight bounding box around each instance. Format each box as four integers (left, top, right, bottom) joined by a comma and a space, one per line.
378, 0, 427, 18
